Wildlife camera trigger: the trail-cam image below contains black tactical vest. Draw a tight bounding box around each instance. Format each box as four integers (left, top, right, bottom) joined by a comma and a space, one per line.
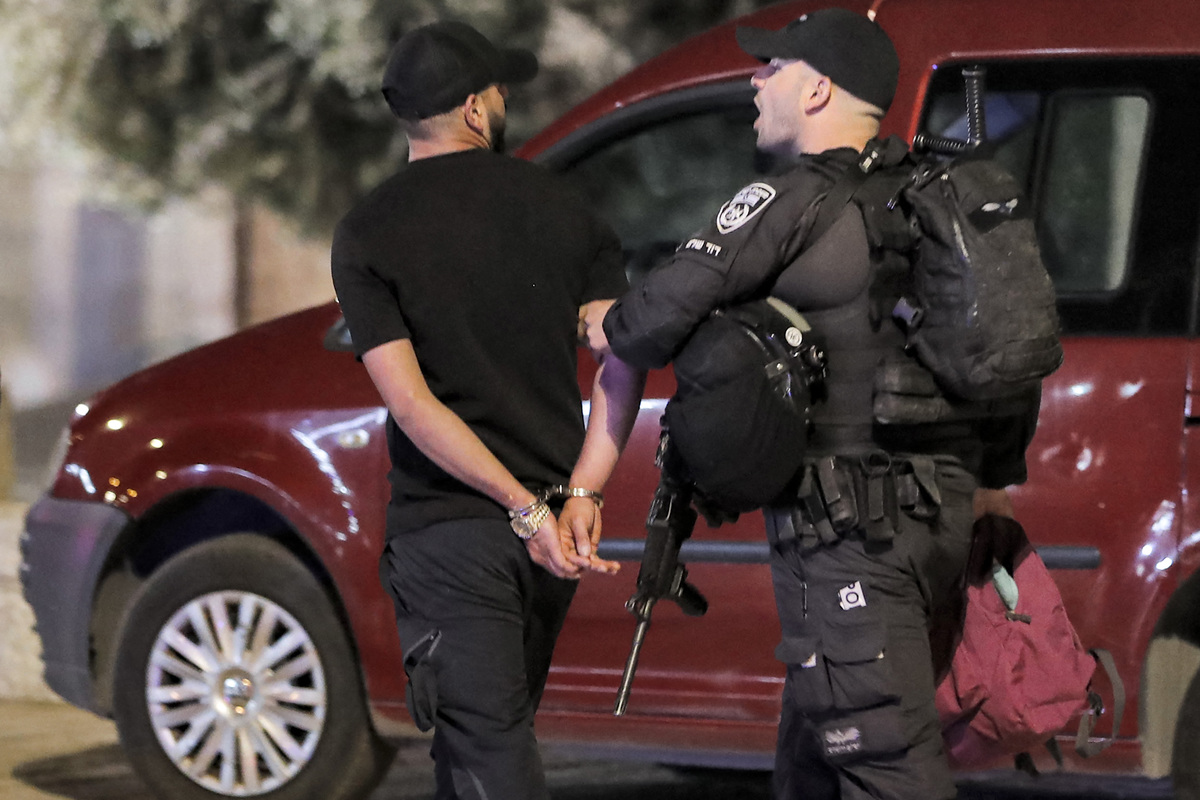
771, 157, 976, 459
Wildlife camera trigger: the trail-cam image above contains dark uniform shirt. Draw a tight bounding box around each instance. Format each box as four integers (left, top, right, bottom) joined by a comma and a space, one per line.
605, 144, 1036, 488
332, 149, 627, 536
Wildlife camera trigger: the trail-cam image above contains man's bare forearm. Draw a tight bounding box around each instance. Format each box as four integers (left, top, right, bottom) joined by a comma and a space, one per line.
362, 340, 537, 511
363, 339, 585, 578
557, 353, 644, 570
570, 354, 646, 493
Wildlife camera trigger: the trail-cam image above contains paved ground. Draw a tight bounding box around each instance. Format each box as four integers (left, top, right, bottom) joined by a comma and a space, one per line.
1, 700, 774, 800
2, 701, 131, 800
2, 700, 1177, 800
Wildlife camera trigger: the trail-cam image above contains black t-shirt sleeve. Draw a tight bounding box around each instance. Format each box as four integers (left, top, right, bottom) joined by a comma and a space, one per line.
581, 213, 629, 304
330, 221, 410, 360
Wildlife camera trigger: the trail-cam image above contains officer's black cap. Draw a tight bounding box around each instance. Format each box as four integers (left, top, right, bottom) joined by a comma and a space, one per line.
736, 8, 899, 112
381, 21, 538, 121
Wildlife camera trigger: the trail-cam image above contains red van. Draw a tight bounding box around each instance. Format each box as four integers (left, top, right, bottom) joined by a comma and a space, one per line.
22, 0, 1200, 797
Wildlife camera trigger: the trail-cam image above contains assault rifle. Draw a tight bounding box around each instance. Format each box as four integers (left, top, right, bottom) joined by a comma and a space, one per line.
613, 431, 708, 716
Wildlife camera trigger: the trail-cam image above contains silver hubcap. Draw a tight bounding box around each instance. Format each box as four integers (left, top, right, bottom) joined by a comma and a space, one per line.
145, 590, 327, 796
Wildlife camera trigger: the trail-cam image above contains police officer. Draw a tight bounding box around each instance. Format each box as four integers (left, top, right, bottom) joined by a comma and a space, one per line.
604, 8, 1036, 800
331, 20, 644, 800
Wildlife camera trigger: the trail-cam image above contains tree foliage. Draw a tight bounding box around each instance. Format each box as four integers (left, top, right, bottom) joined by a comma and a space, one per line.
0, 0, 775, 235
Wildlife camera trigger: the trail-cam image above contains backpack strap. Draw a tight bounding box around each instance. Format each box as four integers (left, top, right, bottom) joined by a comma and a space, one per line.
1009, 646, 1124, 776
805, 137, 910, 246
1075, 648, 1126, 757
753, 140, 907, 318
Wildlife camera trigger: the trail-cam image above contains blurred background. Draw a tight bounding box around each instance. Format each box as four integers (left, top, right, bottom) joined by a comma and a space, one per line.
0, 0, 782, 502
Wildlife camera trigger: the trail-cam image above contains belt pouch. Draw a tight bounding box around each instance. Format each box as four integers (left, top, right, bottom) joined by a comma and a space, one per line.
864, 471, 895, 543
816, 457, 858, 534
896, 456, 941, 521
798, 468, 839, 545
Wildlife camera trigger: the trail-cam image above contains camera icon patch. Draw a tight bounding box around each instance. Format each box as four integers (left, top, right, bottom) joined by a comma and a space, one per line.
838, 581, 867, 611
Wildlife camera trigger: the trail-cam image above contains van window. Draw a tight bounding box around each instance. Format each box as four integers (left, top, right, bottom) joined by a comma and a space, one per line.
923, 60, 1199, 336
1039, 94, 1149, 294
925, 85, 1149, 297
559, 60, 1200, 336
561, 100, 761, 282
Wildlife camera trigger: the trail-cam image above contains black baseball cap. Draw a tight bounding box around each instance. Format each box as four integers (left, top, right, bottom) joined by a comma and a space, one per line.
381, 21, 538, 120
736, 8, 899, 112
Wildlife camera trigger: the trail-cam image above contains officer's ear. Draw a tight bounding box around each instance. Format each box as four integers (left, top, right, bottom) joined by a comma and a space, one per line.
803, 74, 833, 114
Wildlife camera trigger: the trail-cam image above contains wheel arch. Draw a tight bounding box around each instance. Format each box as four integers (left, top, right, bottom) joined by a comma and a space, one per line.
88, 487, 358, 716
1139, 566, 1200, 777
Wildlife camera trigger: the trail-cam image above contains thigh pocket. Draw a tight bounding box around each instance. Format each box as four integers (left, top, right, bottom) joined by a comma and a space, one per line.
776, 632, 834, 714
824, 618, 897, 711
403, 628, 442, 732
776, 620, 898, 715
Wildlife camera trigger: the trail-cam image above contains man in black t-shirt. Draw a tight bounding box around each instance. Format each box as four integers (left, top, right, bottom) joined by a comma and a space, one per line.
331, 21, 644, 800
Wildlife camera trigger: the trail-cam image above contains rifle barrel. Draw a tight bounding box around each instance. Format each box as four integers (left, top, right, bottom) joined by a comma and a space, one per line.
613, 607, 654, 716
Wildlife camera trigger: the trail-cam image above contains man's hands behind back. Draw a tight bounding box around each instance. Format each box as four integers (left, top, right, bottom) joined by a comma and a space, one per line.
524, 499, 620, 579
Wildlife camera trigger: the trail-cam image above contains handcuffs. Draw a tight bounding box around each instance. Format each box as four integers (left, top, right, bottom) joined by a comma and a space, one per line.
508, 485, 604, 539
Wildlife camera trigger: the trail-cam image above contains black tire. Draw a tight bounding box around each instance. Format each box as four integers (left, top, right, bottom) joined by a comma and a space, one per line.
112, 534, 395, 800
1174, 666, 1200, 800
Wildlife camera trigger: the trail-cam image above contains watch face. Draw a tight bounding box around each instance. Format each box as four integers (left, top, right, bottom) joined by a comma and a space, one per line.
509, 503, 547, 539
511, 519, 536, 539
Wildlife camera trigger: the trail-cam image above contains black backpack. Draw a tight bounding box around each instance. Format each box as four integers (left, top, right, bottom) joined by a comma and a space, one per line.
664, 297, 827, 515
852, 68, 1063, 422
888, 156, 1061, 381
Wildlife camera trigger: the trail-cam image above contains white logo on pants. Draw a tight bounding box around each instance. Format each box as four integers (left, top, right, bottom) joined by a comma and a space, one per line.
838, 581, 867, 611
824, 725, 863, 757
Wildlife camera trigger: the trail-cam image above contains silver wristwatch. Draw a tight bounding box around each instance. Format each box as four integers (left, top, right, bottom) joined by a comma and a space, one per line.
508, 500, 550, 540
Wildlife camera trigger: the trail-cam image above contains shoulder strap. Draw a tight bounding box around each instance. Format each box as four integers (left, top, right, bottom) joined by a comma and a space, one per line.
745, 138, 909, 306
805, 136, 910, 247
1074, 648, 1126, 758
805, 143, 882, 246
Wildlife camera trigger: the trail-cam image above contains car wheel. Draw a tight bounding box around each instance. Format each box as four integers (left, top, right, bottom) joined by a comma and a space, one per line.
112, 534, 395, 800
1174, 665, 1200, 799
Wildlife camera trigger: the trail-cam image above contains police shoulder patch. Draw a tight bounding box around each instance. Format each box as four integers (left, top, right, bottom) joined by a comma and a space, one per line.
716, 182, 777, 235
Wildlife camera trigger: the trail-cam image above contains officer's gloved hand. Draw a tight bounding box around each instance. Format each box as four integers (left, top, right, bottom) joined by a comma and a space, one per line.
968, 513, 1033, 582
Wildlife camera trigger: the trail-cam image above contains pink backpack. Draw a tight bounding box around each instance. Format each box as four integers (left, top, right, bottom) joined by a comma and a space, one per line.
933, 514, 1125, 771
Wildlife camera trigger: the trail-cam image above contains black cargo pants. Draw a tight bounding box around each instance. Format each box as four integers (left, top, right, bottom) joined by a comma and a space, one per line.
764, 454, 976, 800
381, 517, 577, 800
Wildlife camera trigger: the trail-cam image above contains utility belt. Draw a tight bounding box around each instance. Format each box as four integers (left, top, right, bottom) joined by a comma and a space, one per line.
779, 453, 943, 549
